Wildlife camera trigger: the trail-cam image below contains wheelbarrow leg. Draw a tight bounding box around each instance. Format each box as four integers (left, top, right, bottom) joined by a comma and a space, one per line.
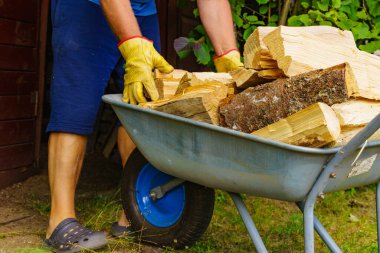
377, 181, 380, 253
297, 202, 342, 253
229, 192, 268, 253
303, 114, 380, 253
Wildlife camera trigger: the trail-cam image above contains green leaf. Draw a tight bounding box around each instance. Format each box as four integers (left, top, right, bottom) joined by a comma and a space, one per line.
253, 20, 266, 25
359, 40, 380, 53
356, 9, 368, 20
256, 0, 269, 4
336, 19, 354, 30
332, 0, 341, 8
299, 14, 313, 25
259, 5, 268, 14
288, 16, 303, 26
269, 15, 279, 22
320, 20, 333, 25
177, 49, 192, 59
341, 0, 351, 5
317, 0, 330, 11
366, 0, 380, 17
301, 0, 311, 8
301, 1, 310, 8
193, 43, 211, 65
194, 25, 206, 35
193, 8, 199, 18
243, 26, 255, 40
339, 5, 352, 15
233, 13, 244, 27
352, 23, 371, 39
246, 15, 259, 22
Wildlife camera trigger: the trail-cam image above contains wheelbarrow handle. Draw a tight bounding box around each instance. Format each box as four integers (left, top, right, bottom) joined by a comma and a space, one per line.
302, 113, 380, 253
308, 113, 380, 203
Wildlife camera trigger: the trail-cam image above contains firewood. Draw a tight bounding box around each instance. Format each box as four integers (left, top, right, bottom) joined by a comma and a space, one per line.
219, 63, 351, 133
252, 103, 341, 147
244, 27, 277, 69
154, 69, 188, 99
140, 84, 228, 125
175, 72, 236, 95
257, 69, 286, 79
331, 127, 380, 147
332, 99, 380, 128
229, 68, 268, 89
244, 26, 356, 70
264, 26, 380, 99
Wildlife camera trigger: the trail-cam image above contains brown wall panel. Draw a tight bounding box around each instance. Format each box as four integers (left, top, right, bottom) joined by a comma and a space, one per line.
0, 0, 38, 23
0, 120, 35, 146
0, 94, 37, 120
0, 143, 34, 171
0, 165, 36, 189
0, 71, 37, 95
0, 18, 37, 46
0, 45, 37, 71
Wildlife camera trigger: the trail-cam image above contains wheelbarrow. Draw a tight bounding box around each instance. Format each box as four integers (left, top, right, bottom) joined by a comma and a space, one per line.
103, 94, 380, 253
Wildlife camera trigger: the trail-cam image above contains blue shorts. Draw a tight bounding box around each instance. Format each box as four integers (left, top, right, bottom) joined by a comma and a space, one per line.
47, 0, 161, 135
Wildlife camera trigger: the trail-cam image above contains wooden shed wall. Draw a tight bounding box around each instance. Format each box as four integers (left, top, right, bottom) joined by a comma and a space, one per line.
157, 0, 205, 71
0, 0, 49, 189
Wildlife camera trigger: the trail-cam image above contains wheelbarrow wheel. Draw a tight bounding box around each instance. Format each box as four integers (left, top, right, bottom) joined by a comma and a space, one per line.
121, 149, 215, 249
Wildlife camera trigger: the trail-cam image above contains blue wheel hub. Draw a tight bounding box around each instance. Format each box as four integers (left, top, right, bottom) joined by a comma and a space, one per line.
135, 163, 185, 228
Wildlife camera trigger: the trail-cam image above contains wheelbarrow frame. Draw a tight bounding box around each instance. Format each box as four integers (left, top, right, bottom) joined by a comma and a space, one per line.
103, 94, 380, 253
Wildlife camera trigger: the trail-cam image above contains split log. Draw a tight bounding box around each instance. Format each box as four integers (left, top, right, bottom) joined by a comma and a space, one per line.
264, 26, 380, 99
140, 84, 228, 125
244, 26, 356, 70
244, 27, 277, 69
258, 69, 286, 79
219, 63, 351, 133
229, 68, 268, 89
154, 69, 188, 99
176, 72, 236, 95
252, 103, 341, 147
331, 127, 380, 147
332, 99, 380, 128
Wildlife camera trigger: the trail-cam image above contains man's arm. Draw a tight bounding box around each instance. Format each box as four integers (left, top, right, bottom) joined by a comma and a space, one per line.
99, 0, 141, 40
197, 0, 237, 55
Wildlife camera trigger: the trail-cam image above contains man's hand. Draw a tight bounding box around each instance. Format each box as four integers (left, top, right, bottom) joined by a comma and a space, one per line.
118, 36, 174, 104
213, 49, 243, 73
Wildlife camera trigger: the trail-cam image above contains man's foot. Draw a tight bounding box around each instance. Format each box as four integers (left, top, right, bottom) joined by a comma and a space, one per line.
111, 222, 133, 237
45, 218, 107, 252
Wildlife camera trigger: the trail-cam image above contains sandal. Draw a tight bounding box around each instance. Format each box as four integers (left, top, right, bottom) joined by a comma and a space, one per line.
45, 218, 107, 252
111, 222, 133, 237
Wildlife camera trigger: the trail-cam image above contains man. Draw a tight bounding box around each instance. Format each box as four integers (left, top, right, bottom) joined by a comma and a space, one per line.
45, 0, 242, 252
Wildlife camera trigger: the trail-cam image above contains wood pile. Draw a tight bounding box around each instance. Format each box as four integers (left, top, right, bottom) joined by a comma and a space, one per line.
142, 26, 380, 148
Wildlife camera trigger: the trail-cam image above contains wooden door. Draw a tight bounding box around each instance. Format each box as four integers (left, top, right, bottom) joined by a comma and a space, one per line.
0, 0, 49, 189
157, 0, 206, 71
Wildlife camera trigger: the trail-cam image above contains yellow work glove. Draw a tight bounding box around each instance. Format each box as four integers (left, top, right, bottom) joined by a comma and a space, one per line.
118, 36, 174, 104
213, 49, 244, 73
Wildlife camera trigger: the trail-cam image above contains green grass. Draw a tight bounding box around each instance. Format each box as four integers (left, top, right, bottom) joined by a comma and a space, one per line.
16, 185, 378, 252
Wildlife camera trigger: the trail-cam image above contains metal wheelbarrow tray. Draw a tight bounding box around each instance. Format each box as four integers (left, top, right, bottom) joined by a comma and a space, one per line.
103, 94, 380, 253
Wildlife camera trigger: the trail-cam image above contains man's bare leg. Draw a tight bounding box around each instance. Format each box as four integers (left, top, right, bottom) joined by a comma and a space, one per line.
46, 132, 87, 238
116, 126, 136, 226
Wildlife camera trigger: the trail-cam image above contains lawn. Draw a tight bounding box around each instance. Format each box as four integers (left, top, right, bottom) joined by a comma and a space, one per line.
15, 185, 378, 253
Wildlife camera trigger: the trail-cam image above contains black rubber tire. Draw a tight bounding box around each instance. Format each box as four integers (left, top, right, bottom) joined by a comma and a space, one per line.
121, 149, 215, 249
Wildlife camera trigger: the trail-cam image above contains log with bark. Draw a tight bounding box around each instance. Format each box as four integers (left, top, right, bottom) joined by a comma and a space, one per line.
252, 103, 341, 147
263, 26, 380, 100
219, 63, 352, 133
